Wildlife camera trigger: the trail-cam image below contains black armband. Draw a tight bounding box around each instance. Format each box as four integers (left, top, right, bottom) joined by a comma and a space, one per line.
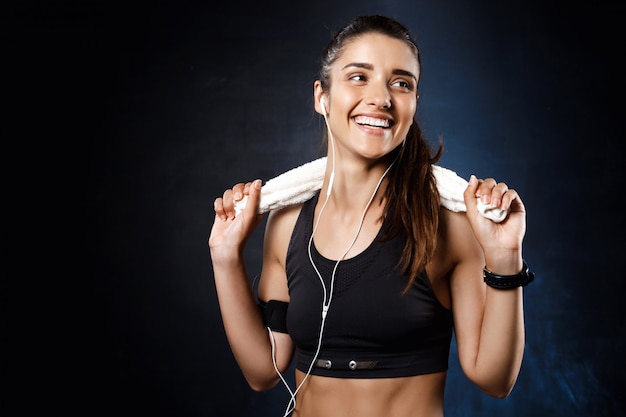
483, 261, 535, 289
259, 299, 289, 333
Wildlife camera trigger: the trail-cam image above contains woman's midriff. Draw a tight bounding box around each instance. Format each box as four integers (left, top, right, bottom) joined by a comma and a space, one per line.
292, 369, 447, 417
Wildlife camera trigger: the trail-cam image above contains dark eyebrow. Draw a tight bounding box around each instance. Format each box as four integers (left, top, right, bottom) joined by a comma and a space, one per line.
341, 62, 374, 71
341, 62, 418, 83
392, 69, 418, 83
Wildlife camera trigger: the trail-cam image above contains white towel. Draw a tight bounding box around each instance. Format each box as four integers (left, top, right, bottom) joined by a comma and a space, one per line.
234, 157, 508, 222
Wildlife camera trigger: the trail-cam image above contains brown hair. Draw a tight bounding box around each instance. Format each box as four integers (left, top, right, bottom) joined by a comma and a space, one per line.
318, 15, 443, 292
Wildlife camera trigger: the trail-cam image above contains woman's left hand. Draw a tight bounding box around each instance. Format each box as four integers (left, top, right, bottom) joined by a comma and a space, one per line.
463, 175, 526, 272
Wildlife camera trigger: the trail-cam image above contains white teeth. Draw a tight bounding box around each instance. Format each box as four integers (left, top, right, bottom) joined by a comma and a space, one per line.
355, 116, 389, 128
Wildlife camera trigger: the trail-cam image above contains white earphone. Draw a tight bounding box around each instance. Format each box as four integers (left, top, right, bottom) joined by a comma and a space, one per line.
319, 96, 334, 196
320, 96, 327, 116
270, 91, 399, 417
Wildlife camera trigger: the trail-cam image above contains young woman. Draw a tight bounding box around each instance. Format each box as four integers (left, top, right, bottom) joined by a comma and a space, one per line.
209, 15, 533, 417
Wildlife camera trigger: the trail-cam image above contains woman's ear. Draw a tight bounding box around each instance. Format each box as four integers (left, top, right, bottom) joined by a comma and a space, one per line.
314, 81, 326, 116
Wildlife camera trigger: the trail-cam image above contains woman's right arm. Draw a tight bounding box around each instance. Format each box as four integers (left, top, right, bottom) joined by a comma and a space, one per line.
209, 179, 294, 391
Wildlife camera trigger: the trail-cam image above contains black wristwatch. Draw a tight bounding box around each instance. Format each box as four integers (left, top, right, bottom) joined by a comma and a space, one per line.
483, 261, 535, 289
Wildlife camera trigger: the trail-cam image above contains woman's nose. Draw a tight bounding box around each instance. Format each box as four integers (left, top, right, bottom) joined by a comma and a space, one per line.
365, 83, 391, 109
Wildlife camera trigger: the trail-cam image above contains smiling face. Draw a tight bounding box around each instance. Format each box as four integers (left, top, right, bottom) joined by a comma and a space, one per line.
316, 32, 420, 162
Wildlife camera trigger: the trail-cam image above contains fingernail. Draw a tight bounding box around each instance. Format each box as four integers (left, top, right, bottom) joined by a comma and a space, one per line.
469, 175, 477, 185
254, 179, 262, 189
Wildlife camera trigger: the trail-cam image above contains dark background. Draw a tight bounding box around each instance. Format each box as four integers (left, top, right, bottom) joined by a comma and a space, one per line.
6, 1, 624, 416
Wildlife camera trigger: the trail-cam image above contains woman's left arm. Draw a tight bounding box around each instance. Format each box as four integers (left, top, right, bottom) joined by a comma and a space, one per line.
450, 175, 529, 398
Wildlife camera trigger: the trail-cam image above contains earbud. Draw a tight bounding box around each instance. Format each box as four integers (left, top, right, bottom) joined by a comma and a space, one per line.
320, 96, 327, 116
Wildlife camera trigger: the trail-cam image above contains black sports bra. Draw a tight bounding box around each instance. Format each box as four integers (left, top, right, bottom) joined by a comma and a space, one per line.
283, 192, 453, 378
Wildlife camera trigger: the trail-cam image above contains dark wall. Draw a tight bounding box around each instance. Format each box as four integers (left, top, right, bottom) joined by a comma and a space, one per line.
7, 1, 624, 416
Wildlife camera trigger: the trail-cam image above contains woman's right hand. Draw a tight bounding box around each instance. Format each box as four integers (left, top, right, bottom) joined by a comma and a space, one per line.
208, 179, 264, 262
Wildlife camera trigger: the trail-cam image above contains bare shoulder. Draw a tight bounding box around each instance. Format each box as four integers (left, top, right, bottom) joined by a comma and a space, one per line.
428, 208, 483, 285
426, 208, 480, 308
440, 207, 482, 263
258, 203, 303, 302
264, 202, 303, 255
438, 208, 485, 300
